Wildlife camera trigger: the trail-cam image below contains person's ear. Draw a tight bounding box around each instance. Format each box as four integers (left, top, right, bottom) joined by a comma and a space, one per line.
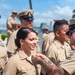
55, 31, 59, 37
20, 39, 24, 45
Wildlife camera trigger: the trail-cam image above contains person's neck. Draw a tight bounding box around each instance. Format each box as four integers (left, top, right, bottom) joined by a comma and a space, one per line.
55, 37, 64, 45
25, 50, 31, 56
11, 15, 15, 19
21, 48, 31, 56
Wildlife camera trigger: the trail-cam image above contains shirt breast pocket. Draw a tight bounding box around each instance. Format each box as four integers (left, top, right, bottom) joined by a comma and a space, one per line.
19, 66, 35, 75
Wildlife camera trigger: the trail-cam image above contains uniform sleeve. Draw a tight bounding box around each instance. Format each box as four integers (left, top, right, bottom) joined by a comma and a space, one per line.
46, 46, 58, 65
60, 53, 75, 75
7, 18, 11, 25
42, 37, 52, 54
42, 33, 55, 54
7, 31, 17, 54
3, 58, 17, 75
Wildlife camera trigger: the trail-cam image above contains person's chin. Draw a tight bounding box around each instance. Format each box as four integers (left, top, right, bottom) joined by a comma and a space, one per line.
28, 25, 33, 28
31, 48, 35, 50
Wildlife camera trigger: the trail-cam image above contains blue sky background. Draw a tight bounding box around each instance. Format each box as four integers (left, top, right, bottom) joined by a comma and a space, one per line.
0, 0, 75, 27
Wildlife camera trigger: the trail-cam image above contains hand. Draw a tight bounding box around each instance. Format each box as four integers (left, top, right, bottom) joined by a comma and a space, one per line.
32, 55, 42, 64
35, 53, 49, 62
32, 53, 49, 65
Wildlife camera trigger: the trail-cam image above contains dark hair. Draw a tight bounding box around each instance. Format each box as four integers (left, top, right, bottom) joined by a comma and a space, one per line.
15, 27, 37, 48
68, 24, 75, 36
53, 19, 69, 33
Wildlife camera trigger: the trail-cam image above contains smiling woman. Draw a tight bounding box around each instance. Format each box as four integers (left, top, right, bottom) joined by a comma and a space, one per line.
3, 27, 41, 75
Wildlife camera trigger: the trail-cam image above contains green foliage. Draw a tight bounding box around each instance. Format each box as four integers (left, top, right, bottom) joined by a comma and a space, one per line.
1, 34, 7, 40
73, 10, 75, 13
72, 9, 75, 19
72, 14, 75, 19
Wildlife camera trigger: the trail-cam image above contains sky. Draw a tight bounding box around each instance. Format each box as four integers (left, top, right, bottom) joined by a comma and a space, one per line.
0, 0, 75, 27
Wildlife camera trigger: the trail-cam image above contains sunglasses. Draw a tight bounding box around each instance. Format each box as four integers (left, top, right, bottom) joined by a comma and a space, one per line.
66, 30, 75, 36
25, 19, 33, 22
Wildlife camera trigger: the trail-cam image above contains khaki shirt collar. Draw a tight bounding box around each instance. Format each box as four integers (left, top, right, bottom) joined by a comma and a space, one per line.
18, 50, 28, 60
53, 38, 65, 49
18, 50, 33, 64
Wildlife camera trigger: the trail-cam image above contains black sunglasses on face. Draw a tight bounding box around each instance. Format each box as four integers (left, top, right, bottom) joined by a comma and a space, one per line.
66, 30, 75, 36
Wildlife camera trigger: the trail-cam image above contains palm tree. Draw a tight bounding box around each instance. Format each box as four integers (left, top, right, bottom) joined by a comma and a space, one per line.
73, 10, 75, 13
72, 10, 75, 19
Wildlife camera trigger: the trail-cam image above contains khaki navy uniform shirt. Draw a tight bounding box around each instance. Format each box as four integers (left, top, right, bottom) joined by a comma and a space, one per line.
0, 39, 8, 72
42, 33, 48, 39
3, 50, 41, 75
7, 16, 16, 43
7, 29, 18, 54
46, 38, 71, 65
42, 32, 55, 54
7, 16, 16, 31
7, 29, 40, 56
60, 51, 75, 75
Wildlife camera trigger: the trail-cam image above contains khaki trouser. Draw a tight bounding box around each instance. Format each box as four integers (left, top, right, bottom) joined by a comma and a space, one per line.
7, 30, 13, 45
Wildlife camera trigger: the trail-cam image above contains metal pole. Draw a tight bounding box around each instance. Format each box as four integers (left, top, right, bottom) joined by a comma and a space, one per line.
29, 0, 33, 9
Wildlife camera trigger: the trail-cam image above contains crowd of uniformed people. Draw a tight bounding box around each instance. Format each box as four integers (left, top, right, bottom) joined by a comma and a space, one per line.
0, 9, 75, 75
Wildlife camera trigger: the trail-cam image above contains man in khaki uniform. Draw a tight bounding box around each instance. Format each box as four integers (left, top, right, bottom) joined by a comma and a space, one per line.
0, 39, 8, 75
7, 11, 17, 43
31, 24, 75, 75
59, 24, 75, 75
42, 28, 49, 39
45, 20, 71, 65
42, 32, 55, 54
60, 52, 75, 75
7, 9, 40, 58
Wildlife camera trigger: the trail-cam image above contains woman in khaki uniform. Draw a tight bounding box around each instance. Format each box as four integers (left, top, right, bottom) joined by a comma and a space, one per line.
3, 28, 41, 75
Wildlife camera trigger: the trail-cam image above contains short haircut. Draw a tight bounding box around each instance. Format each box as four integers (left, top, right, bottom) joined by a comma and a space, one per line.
15, 27, 37, 48
53, 19, 69, 33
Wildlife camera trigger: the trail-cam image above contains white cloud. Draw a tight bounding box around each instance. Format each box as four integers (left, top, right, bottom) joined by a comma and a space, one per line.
0, 1, 74, 27
51, 6, 73, 19
34, 6, 73, 26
